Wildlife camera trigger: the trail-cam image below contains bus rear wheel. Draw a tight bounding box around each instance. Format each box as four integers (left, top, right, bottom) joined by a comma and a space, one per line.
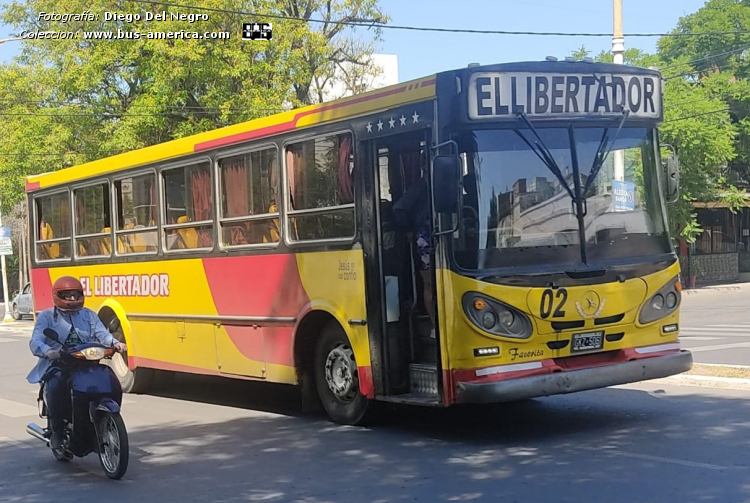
314, 324, 370, 425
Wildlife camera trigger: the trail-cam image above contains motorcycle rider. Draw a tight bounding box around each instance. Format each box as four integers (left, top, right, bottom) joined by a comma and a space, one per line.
26, 276, 127, 449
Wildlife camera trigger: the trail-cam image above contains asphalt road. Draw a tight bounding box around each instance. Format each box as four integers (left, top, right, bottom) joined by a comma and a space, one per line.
1, 319, 750, 502
679, 287, 750, 366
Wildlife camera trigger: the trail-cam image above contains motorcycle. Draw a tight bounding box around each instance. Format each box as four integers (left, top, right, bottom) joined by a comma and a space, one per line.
26, 318, 129, 480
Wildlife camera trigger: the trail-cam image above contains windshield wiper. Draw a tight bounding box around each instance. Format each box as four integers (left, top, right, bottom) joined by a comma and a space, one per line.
582, 110, 630, 196
514, 111, 576, 201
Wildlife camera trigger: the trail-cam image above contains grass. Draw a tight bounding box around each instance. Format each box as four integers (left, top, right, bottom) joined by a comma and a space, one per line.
685, 363, 750, 379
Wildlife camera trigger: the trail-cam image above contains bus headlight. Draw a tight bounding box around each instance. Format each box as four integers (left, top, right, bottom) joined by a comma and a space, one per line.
639, 277, 681, 324
463, 293, 532, 339
666, 292, 677, 309
651, 294, 665, 310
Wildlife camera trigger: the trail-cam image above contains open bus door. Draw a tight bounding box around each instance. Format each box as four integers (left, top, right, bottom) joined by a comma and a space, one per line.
360, 128, 440, 402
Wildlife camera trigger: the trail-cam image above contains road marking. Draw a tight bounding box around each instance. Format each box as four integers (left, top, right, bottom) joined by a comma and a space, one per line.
680, 327, 750, 333
0, 437, 34, 450
0, 397, 39, 418
680, 336, 723, 341
26, 390, 136, 405
689, 342, 750, 353
608, 450, 731, 470
0, 337, 18, 343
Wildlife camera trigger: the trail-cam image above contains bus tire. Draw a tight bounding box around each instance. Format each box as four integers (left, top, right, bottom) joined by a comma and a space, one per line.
314, 323, 370, 425
110, 352, 154, 394
106, 319, 153, 394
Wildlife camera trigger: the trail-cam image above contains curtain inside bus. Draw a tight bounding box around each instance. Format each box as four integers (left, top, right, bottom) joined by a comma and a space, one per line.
190, 168, 213, 247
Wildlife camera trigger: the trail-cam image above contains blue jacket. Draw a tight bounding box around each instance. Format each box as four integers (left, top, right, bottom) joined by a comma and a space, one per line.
27, 307, 114, 384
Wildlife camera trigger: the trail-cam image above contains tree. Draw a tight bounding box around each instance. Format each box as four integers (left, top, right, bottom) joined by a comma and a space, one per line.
0, 0, 387, 212
568, 41, 739, 242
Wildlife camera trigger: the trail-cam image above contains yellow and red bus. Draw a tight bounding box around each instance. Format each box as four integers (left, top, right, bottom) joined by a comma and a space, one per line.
26, 60, 692, 424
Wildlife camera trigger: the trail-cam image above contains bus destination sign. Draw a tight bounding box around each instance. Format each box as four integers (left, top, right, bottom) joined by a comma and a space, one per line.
468, 72, 662, 120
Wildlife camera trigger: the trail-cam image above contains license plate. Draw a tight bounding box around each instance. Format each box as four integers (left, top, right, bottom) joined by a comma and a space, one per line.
571, 331, 604, 353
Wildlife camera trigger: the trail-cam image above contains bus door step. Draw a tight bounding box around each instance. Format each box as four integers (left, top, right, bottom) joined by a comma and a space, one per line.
409, 363, 438, 396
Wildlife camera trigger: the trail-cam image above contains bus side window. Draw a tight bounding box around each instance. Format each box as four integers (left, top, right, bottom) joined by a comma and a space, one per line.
218, 148, 280, 247
162, 161, 214, 251
285, 133, 354, 242
115, 173, 158, 255
35, 192, 72, 261
73, 182, 112, 259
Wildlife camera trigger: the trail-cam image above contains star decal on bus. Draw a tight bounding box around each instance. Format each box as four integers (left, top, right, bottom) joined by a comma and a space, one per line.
388, 117, 396, 128
575, 291, 605, 319
377, 120, 384, 131
412, 111, 420, 123
400, 115, 407, 126
366, 122, 372, 133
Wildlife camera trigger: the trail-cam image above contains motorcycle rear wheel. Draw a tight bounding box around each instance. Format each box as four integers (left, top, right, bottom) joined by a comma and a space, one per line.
97, 412, 129, 480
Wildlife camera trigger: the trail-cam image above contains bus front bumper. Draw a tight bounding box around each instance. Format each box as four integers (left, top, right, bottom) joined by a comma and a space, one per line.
455, 350, 693, 404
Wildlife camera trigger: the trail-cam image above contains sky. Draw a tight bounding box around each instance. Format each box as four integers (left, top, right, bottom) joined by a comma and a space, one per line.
0, 0, 710, 81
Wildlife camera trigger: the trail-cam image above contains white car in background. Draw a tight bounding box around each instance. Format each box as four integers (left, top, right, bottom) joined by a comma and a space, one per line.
10, 283, 32, 320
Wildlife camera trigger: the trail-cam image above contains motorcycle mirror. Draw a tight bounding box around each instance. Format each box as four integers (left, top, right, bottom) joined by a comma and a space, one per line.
108, 317, 121, 334
43, 328, 60, 342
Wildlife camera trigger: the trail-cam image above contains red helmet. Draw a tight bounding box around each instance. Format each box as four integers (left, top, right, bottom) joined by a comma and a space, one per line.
52, 276, 85, 312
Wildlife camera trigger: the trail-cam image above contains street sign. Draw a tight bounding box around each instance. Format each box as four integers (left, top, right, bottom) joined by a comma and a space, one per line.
612, 180, 635, 212
0, 227, 12, 256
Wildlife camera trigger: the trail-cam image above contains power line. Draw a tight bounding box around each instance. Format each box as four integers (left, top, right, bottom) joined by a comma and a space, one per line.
0, 100, 287, 112
665, 108, 732, 122
664, 59, 739, 80
660, 44, 750, 72
126, 0, 750, 38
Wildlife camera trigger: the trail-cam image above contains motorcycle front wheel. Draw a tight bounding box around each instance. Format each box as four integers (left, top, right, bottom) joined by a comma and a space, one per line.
97, 412, 129, 480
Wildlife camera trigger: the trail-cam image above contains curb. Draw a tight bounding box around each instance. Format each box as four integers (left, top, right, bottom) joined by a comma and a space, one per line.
653, 374, 750, 391
682, 283, 750, 295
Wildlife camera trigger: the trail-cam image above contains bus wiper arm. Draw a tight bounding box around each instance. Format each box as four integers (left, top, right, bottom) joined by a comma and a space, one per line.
582, 110, 629, 196
515, 111, 576, 201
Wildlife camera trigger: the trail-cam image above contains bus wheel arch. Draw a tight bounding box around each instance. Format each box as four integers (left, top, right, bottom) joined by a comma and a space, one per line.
97, 302, 153, 394
294, 310, 370, 425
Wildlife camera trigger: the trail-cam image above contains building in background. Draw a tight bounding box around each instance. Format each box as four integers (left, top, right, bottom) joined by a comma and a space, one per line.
679, 199, 750, 285
317, 54, 399, 102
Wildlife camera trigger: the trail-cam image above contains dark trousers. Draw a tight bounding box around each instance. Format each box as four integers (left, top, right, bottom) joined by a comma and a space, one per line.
43, 370, 69, 433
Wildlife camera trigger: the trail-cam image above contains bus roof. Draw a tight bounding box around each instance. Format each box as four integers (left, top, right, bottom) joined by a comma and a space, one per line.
26, 74, 437, 192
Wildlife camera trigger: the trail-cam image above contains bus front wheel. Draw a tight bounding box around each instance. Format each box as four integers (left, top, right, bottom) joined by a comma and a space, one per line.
106, 321, 153, 394
314, 323, 370, 425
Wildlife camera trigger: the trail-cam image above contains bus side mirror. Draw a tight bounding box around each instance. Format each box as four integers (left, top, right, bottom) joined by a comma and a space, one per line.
665, 154, 680, 203
433, 155, 460, 213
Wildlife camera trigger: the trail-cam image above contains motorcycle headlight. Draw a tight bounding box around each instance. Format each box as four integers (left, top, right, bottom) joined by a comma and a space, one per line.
639, 277, 681, 324
72, 347, 108, 361
463, 293, 532, 339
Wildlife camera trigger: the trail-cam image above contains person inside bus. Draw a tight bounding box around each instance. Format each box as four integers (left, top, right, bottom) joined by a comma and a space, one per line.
26, 276, 127, 450
393, 162, 436, 339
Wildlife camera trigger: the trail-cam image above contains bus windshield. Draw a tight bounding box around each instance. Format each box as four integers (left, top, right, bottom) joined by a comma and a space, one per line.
453, 126, 672, 272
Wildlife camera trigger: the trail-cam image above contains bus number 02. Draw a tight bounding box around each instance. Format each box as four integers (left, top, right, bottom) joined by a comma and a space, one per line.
540, 288, 567, 319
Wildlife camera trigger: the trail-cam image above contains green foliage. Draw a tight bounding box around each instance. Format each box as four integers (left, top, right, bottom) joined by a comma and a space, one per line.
571, 0, 750, 242
0, 0, 387, 213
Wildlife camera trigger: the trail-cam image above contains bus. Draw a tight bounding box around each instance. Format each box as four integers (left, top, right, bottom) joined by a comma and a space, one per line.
26, 60, 693, 424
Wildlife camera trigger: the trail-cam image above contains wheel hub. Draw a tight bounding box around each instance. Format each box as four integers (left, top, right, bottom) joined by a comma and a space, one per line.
110, 352, 129, 379
324, 344, 358, 402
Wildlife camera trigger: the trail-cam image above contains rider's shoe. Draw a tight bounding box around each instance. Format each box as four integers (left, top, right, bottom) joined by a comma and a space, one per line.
49, 430, 62, 450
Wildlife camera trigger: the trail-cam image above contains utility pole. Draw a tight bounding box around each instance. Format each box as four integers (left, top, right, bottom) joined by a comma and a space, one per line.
613, 0, 625, 182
